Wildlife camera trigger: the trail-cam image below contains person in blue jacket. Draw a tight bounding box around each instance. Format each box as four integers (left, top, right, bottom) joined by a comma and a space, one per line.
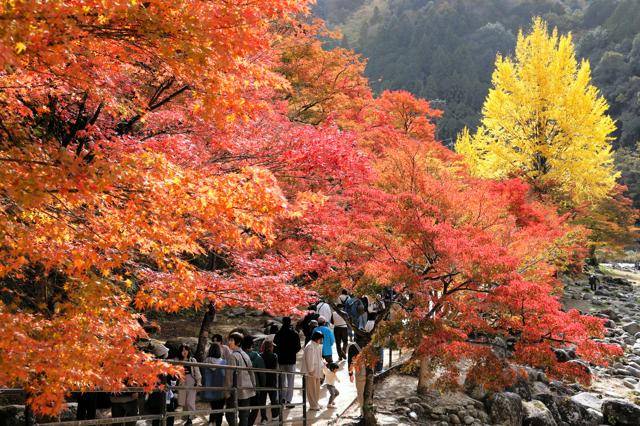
313, 316, 336, 363
202, 343, 227, 426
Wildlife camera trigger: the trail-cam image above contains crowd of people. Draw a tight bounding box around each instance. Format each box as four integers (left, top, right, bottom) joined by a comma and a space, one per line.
74, 290, 391, 425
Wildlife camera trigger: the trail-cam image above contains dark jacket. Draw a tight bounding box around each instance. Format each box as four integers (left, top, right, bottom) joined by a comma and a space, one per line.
273, 326, 301, 365
247, 351, 266, 388
297, 312, 319, 340
260, 351, 279, 388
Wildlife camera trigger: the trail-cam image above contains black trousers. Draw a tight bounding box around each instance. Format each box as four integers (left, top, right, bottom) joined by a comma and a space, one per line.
76, 393, 97, 420
209, 400, 225, 426
261, 390, 280, 420
238, 398, 251, 426
224, 396, 237, 426
111, 399, 138, 426
248, 393, 262, 425
334, 326, 348, 360
150, 401, 175, 426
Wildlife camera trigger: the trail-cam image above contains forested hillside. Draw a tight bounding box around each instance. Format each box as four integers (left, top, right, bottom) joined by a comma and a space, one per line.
315, 0, 640, 149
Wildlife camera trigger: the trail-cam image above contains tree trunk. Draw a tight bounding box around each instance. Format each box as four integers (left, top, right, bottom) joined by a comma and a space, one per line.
195, 301, 216, 362
417, 355, 431, 395
362, 367, 378, 425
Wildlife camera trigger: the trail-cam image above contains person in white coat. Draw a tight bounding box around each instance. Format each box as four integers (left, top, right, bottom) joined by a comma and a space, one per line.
316, 301, 332, 326
300, 331, 324, 410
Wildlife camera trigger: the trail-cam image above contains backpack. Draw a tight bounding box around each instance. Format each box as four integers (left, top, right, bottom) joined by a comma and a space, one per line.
202, 359, 226, 401
345, 297, 363, 323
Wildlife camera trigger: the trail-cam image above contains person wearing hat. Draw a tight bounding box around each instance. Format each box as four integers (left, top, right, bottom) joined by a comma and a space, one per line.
313, 316, 335, 363
274, 317, 301, 406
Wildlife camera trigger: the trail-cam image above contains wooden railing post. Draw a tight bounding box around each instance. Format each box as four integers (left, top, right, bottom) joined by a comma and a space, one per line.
302, 375, 307, 426
277, 370, 284, 425
161, 390, 167, 426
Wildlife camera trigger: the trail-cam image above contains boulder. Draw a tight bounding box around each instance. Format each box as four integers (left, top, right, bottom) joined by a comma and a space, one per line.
570, 392, 604, 413
625, 365, 640, 378
408, 403, 425, 416
533, 393, 562, 424
586, 408, 603, 424
136, 338, 170, 358
556, 396, 600, 426
622, 322, 640, 335
601, 399, 640, 426
531, 381, 551, 396
507, 376, 533, 401
522, 399, 557, 426
489, 392, 523, 426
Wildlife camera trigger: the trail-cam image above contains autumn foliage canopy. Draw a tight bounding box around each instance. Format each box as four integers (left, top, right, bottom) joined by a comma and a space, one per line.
0, 2, 625, 415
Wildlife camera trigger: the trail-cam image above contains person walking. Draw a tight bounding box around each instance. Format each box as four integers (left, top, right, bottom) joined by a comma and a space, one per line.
213, 334, 239, 426
348, 339, 367, 418
273, 317, 301, 406
323, 362, 340, 408
336, 289, 350, 307
298, 307, 320, 345
109, 391, 139, 426
300, 331, 324, 411
75, 392, 97, 421
313, 316, 335, 363
332, 308, 348, 361
228, 332, 256, 426
202, 343, 227, 426
176, 344, 201, 426
243, 336, 266, 426
316, 300, 332, 323
589, 274, 599, 291
142, 343, 176, 426
260, 341, 280, 422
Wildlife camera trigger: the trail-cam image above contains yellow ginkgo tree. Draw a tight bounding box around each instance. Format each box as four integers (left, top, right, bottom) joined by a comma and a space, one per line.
456, 18, 618, 207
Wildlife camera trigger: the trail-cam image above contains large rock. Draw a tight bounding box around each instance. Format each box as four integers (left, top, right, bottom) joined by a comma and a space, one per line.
533, 393, 562, 424
507, 376, 532, 401
489, 392, 523, 426
600, 309, 622, 322
556, 396, 600, 426
136, 338, 170, 358
531, 381, 551, 396
622, 322, 640, 335
601, 399, 640, 426
570, 392, 604, 413
522, 400, 557, 426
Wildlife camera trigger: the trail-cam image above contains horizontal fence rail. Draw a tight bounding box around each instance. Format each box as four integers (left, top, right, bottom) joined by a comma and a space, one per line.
4, 360, 309, 426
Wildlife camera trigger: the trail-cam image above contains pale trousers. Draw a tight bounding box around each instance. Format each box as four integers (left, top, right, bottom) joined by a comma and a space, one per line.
280, 364, 296, 403
177, 374, 197, 412
355, 373, 366, 414
306, 377, 321, 410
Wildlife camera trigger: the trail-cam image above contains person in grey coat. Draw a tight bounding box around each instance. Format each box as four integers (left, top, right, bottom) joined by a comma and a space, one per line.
228, 332, 256, 426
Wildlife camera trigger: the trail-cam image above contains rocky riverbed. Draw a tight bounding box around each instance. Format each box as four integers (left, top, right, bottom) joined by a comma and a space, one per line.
339, 270, 640, 426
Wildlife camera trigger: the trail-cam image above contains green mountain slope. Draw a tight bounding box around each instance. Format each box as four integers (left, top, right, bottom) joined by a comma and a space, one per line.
315, 0, 640, 149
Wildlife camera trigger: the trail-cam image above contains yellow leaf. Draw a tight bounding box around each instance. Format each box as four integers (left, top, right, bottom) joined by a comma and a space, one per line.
14, 42, 26, 54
